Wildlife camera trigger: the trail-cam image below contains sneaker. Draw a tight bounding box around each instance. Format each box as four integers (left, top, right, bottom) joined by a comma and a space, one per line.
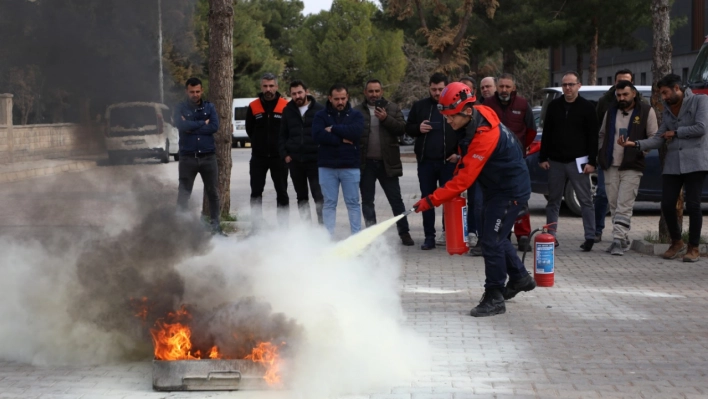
621, 239, 630, 251
436, 232, 446, 246
605, 239, 618, 253
400, 232, 415, 246
421, 237, 436, 250
554, 238, 560, 248
517, 236, 532, 252
608, 240, 624, 256
468, 241, 483, 256
580, 239, 594, 252
503, 275, 536, 300
211, 225, 228, 237
470, 289, 506, 317
663, 239, 686, 259
683, 244, 700, 262
593, 233, 602, 243
467, 233, 478, 247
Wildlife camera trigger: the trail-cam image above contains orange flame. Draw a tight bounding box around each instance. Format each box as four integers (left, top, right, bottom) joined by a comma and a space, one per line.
245, 342, 283, 386
129, 296, 149, 321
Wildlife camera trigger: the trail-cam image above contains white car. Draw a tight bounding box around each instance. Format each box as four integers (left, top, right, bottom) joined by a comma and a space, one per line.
232, 98, 256, 148
105, 102, 179, 164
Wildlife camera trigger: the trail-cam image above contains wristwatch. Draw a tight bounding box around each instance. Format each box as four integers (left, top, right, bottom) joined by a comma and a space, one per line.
634, 141, 640, 150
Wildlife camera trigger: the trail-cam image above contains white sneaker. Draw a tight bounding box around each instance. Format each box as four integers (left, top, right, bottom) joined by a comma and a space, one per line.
436, 232, 446, 245
621, 239, 631, 251
467, 233, 478, 247
607, 239, 624, 256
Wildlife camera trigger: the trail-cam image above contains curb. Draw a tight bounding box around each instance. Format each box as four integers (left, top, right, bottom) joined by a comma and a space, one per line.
630, 239, 708, 256
0, 159, 99, 184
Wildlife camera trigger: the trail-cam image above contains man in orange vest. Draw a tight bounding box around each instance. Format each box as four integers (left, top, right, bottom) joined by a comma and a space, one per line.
246, 73, 290, 229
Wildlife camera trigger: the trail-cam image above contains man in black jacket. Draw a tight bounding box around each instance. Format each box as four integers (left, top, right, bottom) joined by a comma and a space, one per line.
174, 77, 224, 235
406, 73, 461, 250
540, 71, 599, 251
355, 79, 413, 246
279, 80, 324, 224
246, 73, 290, 228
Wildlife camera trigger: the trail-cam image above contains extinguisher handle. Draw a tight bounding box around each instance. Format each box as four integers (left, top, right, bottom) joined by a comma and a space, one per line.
404, 207, 417, 216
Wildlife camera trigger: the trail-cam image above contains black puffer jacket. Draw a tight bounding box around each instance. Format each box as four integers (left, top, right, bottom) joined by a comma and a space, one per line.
278, 96, 324, 163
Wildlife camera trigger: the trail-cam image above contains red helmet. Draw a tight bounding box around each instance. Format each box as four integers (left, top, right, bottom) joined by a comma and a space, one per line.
437, 82, 477, 115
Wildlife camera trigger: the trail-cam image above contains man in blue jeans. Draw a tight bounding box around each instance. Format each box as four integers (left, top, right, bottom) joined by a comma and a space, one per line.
312, 84, 364, 236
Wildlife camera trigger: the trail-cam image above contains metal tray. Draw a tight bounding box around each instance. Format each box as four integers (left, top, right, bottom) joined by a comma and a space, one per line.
152, 359, 270, 391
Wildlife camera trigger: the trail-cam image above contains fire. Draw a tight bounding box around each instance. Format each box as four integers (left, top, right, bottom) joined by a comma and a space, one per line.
245, 342, 283, 386
129, 296, 149, 321
146, 303, 285, 386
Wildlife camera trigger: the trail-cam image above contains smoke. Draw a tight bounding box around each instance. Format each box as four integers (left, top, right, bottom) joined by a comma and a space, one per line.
0, 173, 430, 396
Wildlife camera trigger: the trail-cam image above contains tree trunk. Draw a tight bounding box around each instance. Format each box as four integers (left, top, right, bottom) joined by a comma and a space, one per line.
651, 0, 679, 243
203, 0, 234, 219
588, 19, 599, 85
502, 49, 517, 76
575, 45, 584, 83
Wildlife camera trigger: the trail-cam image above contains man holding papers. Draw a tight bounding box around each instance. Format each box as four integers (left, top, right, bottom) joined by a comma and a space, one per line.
539, 71, 599, 251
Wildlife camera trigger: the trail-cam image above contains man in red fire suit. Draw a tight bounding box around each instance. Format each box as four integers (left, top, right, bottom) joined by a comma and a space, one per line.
413, 82, 536, 317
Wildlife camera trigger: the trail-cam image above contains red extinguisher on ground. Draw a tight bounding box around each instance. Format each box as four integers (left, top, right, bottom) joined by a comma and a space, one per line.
522, 223, 557, 287
443, 196, 469, 255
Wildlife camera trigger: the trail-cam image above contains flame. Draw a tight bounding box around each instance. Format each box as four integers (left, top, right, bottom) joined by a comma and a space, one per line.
208, 345, 220, 359
129, 296, 149, 321
245, 342, 283, 386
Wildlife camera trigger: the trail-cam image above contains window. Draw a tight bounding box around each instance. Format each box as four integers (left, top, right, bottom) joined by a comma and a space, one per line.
607, 76, 612, 85
597, 77, 603, 85
640, 72, 647, 85
683, 67, 689, 82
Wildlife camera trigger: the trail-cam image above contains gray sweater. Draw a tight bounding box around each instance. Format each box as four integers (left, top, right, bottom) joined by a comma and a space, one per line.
636, 88, 708, 175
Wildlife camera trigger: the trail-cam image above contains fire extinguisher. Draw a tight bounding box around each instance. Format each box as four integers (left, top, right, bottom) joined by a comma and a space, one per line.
443, 196, 468, 255
521, 223, 556, 287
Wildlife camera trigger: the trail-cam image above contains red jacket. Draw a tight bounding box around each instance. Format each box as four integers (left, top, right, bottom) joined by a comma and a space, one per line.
484, 92, 537, 150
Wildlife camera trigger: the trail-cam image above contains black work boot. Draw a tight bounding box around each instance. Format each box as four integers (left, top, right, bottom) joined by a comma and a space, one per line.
503, 274, 536, 300
469, 289, 506, 317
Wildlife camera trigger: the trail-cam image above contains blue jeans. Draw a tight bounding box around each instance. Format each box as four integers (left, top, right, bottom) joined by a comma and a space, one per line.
594, 168, 608, 235
480, 199, 530, 289
319, 167, 361, 236
466, 182, 483, 236
417, 159, 456, 239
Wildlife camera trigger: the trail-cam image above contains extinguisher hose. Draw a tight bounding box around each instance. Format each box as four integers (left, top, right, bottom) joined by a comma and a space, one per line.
521, 228, 543, 265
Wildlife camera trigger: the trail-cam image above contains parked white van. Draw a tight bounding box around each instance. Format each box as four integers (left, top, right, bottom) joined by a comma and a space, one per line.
105, 102, 179, 164
232, 98, 256, 148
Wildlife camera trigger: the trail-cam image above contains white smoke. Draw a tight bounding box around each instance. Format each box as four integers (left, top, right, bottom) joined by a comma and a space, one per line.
0, 207, 429, 397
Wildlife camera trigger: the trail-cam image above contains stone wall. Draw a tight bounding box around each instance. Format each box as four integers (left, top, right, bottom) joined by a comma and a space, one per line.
0, 93, 104, 164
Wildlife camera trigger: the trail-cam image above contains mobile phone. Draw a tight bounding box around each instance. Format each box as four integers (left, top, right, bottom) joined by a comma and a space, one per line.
426, 121, 442, 129
374, 99, 385, 109
619, 128, 628, 139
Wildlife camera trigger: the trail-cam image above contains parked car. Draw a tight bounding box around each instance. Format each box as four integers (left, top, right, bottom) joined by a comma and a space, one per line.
399, 108, 415, 145
104, 102, 178, 164
532, 105, 541, 128
232, 98, 256, 148
525, 85, 708, 216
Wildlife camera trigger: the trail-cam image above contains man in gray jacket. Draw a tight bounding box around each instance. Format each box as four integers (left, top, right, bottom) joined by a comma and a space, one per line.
620, 74, 708, 262
355, 79, 414, 246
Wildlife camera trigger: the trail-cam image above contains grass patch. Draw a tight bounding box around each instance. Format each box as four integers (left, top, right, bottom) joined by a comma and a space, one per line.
221, 213, 237, 222
643, 230, 707, 244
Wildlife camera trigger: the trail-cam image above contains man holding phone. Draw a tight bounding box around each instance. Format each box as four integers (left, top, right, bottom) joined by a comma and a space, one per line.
355, 79, 414, 246
405, 73, 462, 250
598, 80, 657, 255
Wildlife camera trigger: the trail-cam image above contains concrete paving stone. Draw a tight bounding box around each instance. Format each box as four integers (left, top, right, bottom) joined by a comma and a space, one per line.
370, 395, 412, 399
410, 394, 453, 399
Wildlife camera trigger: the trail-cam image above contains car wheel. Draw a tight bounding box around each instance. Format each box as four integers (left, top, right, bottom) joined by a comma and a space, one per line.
400, 134, 415, 146
239, 140, 247, 148
160, 140, 170, 163
173, 154, 179, 161
232, 138, 237, 148
564, 183, 582, 216
108, 152, 120, 165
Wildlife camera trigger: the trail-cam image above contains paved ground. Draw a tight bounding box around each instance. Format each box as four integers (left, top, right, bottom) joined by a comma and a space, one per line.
1, 148, 707, 398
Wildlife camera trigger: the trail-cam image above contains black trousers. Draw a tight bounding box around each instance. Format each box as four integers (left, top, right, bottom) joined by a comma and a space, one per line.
288, 159, 323, 224
360, 158, 409, 235
177, 153, 220, 225
250, 154, 289, 226
661, 172, 707, 246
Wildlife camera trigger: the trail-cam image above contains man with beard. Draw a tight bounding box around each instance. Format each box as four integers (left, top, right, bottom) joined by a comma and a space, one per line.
593, 69, 636, 244
406, 73, 460, 250
312, 84, 364, 236
354, 79, 414, 246
174, 77, 224, 235
619, 74, 708, 262
483, 73, 536, 253
540, 71, 599, 251
597, 80, 657, 255
246, 73, 290, 229
279, 80, 324, 224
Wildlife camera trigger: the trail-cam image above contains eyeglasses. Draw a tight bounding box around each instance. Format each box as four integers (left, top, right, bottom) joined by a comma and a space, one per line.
561, 83, 578, 88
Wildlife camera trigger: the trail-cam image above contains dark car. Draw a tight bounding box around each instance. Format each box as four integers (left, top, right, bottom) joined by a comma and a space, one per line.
525, 85, 708, 216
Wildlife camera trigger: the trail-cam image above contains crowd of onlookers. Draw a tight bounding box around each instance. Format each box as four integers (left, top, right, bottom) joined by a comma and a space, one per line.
171, 69, 708, 264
